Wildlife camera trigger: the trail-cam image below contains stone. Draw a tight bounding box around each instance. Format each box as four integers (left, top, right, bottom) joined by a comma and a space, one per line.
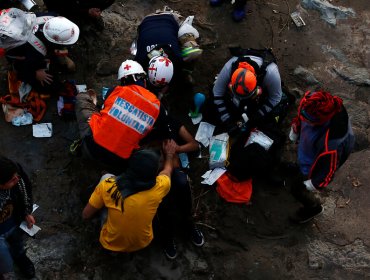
301, 0, 356, 26
293, 66, 320, 85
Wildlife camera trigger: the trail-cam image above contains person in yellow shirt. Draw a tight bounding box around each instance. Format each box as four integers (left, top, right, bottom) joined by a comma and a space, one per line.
82, 140, 177, 252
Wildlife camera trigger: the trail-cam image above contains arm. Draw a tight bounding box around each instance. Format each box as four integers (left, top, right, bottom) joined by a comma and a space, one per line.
175, 125, 199, 153
259, 63, 283, 116
213, 57, 238, 123
159, 139, 177, 177
82, 203, 100, 220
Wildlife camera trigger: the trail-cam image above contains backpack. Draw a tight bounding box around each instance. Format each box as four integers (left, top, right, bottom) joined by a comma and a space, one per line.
216, 172, 252, 204
229, 47, 277, 86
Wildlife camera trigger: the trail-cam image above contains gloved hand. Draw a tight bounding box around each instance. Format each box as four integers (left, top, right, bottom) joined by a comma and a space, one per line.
289, 117, 300, 143
289, 126, 299, 143
303, 179, 317, 192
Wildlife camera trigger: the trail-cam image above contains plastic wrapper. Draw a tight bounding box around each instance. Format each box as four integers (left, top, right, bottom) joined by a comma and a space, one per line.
209, 133, 229, 169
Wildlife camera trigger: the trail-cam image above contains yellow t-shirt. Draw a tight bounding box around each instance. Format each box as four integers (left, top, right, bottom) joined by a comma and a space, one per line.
89, 174, 170, 252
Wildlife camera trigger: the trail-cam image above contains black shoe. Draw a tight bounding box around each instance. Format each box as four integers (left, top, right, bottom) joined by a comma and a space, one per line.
290, 205, 324, 224
191, 226, 205, 247
14, 253, 35, 279
164, 238, 177, 260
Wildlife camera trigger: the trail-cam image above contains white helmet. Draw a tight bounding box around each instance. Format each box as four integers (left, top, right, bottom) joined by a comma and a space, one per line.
117, 60, 146, 80
147, 56, 174, 87
43, 16, 80, 45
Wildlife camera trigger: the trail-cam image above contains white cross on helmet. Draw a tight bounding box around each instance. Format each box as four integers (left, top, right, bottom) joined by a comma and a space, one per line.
147, 56, 174, 87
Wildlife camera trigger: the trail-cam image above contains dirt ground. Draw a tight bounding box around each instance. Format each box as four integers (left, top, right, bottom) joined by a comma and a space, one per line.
1, 0, 370, 279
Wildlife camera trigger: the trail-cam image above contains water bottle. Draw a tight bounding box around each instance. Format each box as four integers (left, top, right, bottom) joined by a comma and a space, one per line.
190, 92, 206, 118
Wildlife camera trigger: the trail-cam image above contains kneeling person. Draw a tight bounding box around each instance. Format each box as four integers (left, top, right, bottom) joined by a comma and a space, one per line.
82, 141, 176, 252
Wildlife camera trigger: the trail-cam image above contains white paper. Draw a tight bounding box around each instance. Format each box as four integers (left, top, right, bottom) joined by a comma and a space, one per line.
76, 84, 87, 93
189, 112, 203, 125
195, 122, 215, 148
32, 123, 52, 137
201, 168, 227, 185
245, 129, 274, 151
19, 222, 41, 236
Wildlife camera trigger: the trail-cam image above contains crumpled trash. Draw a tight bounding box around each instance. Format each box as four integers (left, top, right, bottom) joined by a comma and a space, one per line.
19, 82, 32, 102
11, 112, 33, 126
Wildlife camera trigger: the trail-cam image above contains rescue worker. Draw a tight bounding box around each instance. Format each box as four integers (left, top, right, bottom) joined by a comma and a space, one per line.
211, 48, 289, 134
133, 6, 202, 92
0, 9, 79, 93
0, 156, 35, 279
209, 0, 247, 22
288, 91, 354, 223
82, 142, 177, 253
74, 60, 166, 172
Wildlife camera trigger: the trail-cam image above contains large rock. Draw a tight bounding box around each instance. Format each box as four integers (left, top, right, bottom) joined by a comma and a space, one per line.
301, 0, 356, 26
332, 65, 370, 86
293, 66, 320, 85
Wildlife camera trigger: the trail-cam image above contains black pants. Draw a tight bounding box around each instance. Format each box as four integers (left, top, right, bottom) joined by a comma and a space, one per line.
290, 172, 321, 209
156, 168, 193, 243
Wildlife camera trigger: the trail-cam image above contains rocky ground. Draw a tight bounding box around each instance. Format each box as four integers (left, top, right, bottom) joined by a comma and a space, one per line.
0, 0, 370, 279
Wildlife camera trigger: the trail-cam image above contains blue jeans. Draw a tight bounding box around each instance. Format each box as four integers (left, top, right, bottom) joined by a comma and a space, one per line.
0, 227, 25, 274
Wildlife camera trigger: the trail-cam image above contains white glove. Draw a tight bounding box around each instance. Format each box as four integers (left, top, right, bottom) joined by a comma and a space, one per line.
304, 179, 317, 192
289, 126, 299, 143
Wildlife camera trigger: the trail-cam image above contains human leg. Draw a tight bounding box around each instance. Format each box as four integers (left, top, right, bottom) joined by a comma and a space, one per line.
290, 175, 323, 223
171, 169, 204, 247
75, 92, 99, 138
0, 234, 15, 275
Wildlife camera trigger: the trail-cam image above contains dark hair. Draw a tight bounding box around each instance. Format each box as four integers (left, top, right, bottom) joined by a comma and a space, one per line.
0, 156, 19, 184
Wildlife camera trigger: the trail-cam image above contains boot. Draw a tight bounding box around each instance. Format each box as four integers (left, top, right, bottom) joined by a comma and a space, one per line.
232, 6, 246, 22
179, 34, 203, 62
13, 253, 35, 279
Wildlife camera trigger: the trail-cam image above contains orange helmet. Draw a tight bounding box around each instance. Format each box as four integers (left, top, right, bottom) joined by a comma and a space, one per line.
230, 68, 257, 98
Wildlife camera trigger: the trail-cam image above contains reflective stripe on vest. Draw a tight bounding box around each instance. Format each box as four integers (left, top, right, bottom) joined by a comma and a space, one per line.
89, 85, 160, 159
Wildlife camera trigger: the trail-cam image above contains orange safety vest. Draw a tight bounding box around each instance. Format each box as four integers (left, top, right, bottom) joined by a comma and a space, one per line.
89, 85, 160, 159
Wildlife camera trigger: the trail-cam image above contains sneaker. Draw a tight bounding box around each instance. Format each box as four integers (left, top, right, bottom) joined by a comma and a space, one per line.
164, 238, 177, 260
290, 205, 324, 224
191, 226, 205, 247
14, 253, 35, 279
209, 0, 223, 6
232, 7, 246, 22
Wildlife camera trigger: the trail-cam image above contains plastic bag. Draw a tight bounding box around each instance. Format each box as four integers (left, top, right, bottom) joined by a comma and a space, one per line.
209, 133, 229, 169
178, 16, 199, 39
0, 8, 36, 50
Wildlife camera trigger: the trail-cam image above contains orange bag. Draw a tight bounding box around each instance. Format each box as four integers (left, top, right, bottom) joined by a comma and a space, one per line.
216, 173, 253, 204
0, 71, 46, 122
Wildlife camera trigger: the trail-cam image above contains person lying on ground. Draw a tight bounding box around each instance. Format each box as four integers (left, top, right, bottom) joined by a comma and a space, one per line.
0, 155, 35, 279
152, 116, 205, 260
287, 90, 354, 223
133, 6, 202, 96
1, 8, 79, 93
82, 141, 177, 253
74, 59, 168, 173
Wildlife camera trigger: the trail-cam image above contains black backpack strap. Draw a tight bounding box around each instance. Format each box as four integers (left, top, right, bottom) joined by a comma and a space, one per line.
229, 47, 277, 85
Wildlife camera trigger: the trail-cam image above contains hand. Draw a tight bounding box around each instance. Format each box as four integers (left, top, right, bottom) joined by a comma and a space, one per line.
303, 179, 317, 192
289, 126, 299, 143
88, 8, 102, 18
25, 214, 35, 229
36, 69, 53, 86
163, 139, 177, 156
